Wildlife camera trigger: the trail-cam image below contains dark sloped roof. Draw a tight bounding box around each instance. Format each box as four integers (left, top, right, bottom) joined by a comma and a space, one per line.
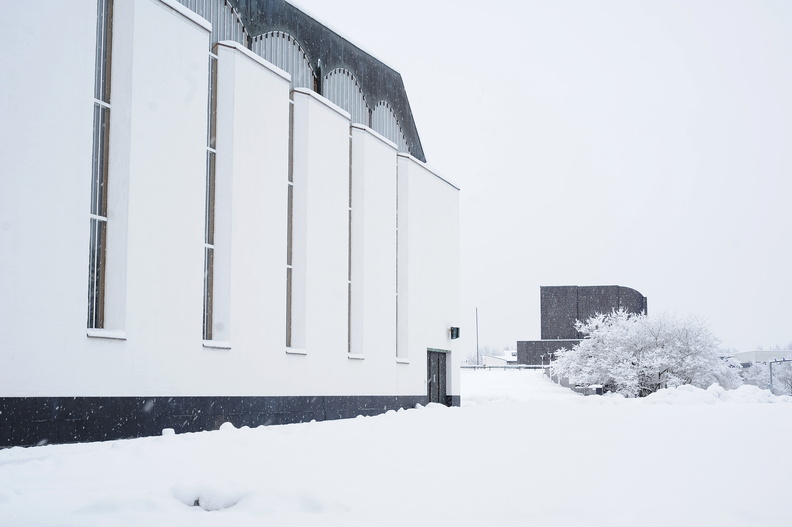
231, 0, 426, 162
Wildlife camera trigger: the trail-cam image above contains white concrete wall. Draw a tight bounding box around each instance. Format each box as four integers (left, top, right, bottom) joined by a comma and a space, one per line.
190, 40, 292, 394
0, 0, 211, 396
347, 125, 399, 390
397, 155, 461, 397
117, 0, 210, 395
0, 0, 98, 395
289, 88, 352, 394
0, 0, 460, 401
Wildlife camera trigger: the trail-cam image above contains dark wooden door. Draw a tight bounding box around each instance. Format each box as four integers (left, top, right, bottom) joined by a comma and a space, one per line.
427, 350, 447, 405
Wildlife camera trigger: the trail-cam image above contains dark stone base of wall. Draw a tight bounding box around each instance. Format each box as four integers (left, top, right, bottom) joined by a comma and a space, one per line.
0, 394, 460, 448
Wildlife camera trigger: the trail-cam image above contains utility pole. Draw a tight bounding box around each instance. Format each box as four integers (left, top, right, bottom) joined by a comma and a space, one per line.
475, 307, 480, 366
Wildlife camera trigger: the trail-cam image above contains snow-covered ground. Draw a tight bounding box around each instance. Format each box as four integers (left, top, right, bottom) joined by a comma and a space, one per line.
1, 370, 791, 526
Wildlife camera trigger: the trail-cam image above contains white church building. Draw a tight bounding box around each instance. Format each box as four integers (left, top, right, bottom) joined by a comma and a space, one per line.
0, 0, 460, 447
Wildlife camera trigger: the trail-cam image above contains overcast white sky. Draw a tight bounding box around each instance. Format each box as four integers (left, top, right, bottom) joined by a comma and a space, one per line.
292, 0, 792, 353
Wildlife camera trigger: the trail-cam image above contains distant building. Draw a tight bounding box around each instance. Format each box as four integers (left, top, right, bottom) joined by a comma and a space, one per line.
732, 350, 792, 365
517, 286, 647, 365
482, 351, 518, 367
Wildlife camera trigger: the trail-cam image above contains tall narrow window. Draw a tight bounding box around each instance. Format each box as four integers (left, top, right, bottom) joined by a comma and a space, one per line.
88, 0, 113, 329
286, 99, 295, 347
347, 134, 353, 353
203, 52, 218, 340
395, 160, 399, 356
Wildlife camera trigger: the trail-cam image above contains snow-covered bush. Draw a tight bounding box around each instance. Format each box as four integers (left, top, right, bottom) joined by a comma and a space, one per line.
550, 309, 742, 397
742, 362, 771, 390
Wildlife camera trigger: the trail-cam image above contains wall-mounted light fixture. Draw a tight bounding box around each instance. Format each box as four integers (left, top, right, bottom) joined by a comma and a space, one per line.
449, 327, 460, 340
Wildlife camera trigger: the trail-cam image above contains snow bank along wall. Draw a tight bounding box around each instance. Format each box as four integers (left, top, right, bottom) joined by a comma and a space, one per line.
517, 286, 647, 365
0, 0, 460, 447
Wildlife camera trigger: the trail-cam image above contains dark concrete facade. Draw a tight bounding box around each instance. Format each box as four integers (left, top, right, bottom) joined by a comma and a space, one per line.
542, 286, 648, 340
0, 395, 460, 448
518, 285, 647, 365
516, 339, 580, 366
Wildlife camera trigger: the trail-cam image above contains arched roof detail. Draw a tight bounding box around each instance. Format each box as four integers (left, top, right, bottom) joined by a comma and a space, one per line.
175, 0, 427, 160
322, 68, 369, 126
179, 0, 248, 48
371, 101, 408, 152
250, 31, 314, 89
230, 0, 426, 161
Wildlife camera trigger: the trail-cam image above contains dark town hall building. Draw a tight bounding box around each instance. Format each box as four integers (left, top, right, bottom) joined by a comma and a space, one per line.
517, 286, 648, 365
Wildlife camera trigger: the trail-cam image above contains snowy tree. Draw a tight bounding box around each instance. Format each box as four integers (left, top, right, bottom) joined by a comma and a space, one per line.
741, 362, 771, 390
550, 309, 742, 397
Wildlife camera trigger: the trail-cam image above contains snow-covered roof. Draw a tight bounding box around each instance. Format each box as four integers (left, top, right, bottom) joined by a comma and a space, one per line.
482, 354, 517, 365
732, 350, 792, 363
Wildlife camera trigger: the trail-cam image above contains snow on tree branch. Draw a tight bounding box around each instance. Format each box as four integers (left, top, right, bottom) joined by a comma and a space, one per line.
549, 309, 742, 397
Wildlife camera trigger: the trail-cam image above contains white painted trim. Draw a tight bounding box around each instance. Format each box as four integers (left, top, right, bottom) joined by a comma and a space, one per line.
203, 340, 231, 350
87, 329, 127, 340
285, 347, 308, 355
397, 153, 460, 191
347, 354, 365, 360
292, 87, 351, 121
217, 40, 292, 83
351, 123, 398, 150
396, 358, 411, 364
155, 0, 212, 32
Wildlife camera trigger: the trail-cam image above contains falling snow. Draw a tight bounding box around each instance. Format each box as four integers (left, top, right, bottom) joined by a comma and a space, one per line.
0, 370, 790, 526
